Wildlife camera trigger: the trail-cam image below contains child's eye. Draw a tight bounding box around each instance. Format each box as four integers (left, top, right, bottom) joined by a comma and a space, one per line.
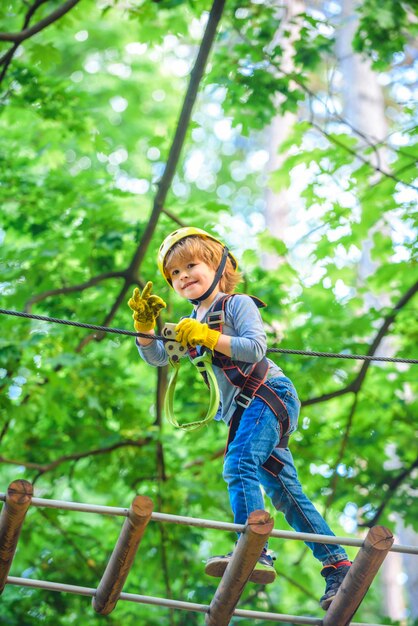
171, 269, 179, 276
187, 263, 196, 269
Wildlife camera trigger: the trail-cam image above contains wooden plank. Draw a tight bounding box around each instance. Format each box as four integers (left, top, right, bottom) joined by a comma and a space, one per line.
205, 509, 274, 626
92, 495, 153, 615
323, 525, 394, 626
0, 479, 33, 593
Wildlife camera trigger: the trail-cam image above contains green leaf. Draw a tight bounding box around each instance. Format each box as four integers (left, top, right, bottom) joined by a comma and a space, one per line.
28, 43, 62, 69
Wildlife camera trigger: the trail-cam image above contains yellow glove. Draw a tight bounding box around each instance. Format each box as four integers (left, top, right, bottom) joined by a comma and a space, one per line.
128, 282, 166, 332
175, 318, 220, 350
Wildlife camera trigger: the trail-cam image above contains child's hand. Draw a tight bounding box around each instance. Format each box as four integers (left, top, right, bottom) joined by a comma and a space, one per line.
175, 318, 220, 351
128, 282, 166, 332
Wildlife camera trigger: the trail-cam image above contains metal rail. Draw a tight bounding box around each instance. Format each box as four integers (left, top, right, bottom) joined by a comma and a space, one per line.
5, 576, 388, 626
1, 493, 417, 556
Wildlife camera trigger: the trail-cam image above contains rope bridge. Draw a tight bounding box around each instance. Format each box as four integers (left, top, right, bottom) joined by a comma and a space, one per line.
1, 480, 417, 625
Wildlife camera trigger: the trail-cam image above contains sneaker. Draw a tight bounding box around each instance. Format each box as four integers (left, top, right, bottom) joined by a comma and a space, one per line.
320, 561, 351, 610
205, 549, 277, 584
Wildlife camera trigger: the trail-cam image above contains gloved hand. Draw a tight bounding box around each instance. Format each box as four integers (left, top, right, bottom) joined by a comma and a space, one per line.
175, 318, 220, 350
128, 282, 166, 332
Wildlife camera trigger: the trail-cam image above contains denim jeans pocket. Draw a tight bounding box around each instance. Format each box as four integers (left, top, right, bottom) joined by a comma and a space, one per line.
265, 376, 300, 435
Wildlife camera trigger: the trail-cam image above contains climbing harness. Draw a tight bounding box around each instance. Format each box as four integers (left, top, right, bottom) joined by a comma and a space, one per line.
192, 294, 291, 476
181, 294, 289, 476
162, 323, 220, 431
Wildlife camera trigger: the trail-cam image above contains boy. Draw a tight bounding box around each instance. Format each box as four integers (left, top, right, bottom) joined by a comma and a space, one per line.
129, 226, 351, 609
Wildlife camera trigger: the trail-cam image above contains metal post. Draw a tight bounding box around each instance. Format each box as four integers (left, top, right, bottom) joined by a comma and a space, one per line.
0, 479, 33, 593
323, 525, 394, 626
92, 494, 153, 615
205, 509, 274, 626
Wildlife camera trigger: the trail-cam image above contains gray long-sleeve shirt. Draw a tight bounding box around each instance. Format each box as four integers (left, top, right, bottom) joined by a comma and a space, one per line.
136, 292, 283, 425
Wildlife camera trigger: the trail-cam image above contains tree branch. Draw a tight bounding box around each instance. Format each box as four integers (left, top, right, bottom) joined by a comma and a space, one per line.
0, 0, 80, 84
38, 508, 103, 577
296, 281, 418, 562
24, 214, 181, 322
0, 0, 48, 82
74, 0, 227, 351
155, 360, 168, 480
350, 279, 418, 392
278, 570, 319, 602
161, 206, 186, 227
235, 25, 418, 190
309, 120, 418, 192
303, 279, 418, 406
0, 437, 152, 474
0, 419, 11, 444
155, 365, 173, 616
359, 455, 418, 527
302, 383, 356, 407
324, 393, 359, 512
74, 280, 135, 352
0, 0, 80, 43
184, 447, 224, 470
24, 271, 130, 312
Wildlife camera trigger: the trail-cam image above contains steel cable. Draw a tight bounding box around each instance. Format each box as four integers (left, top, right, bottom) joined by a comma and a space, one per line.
1, 308, 417, 364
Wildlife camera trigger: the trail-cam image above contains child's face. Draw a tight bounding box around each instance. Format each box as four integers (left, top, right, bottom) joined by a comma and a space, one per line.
168, 257, 218, 301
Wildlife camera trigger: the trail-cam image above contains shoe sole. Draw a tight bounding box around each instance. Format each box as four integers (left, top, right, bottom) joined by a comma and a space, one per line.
205, 560, 276, 584
320, 595, 335, 611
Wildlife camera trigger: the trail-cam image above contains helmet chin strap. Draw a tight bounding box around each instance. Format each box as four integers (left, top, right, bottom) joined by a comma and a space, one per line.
188, 247, 229, 306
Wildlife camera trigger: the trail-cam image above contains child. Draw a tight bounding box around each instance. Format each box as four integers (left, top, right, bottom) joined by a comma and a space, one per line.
129, 226, 351, 609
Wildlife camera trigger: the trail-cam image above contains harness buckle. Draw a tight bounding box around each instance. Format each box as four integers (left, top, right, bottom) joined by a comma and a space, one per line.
235, 392, 253, 409
207, 310, 225, 328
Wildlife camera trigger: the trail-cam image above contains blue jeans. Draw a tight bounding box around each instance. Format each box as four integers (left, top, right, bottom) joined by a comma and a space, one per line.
222, 376, 348, 566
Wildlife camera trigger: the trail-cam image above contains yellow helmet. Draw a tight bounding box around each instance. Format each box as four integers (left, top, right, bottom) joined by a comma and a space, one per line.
157, 226, 238, 286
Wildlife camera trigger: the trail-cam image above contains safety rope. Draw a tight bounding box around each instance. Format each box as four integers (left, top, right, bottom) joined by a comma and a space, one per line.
1, 308, 417, 364
164, 352, 220, 431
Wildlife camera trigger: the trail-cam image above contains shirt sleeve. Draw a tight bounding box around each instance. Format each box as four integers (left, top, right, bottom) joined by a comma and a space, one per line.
226, 295, 267, 363
136, 338, 169, 367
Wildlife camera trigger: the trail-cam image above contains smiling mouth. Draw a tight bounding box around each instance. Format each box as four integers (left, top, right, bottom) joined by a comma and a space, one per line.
183, 281, 197, 289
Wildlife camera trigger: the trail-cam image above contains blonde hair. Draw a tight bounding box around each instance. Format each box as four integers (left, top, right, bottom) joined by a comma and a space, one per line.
164, 236, 241, 294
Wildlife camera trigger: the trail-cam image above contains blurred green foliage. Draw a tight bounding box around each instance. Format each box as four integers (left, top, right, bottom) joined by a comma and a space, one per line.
0, 1, 417, 624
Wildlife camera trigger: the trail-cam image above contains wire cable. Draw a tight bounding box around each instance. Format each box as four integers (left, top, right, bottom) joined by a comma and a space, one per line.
1, 308, 417, 364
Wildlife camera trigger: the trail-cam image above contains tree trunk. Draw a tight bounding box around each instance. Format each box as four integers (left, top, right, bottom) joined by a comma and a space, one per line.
336, 0, 388, 163
395, 518, 418, 619
336, 1, 413, 618
336, 0, 389, 308
263, 0, 305, 269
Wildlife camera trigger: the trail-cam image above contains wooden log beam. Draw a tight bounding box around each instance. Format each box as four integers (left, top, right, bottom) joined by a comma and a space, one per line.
0, 479, 33, 594
323, 525, 394, 626
92, 495, 153, 615
205, 509, 274, 626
